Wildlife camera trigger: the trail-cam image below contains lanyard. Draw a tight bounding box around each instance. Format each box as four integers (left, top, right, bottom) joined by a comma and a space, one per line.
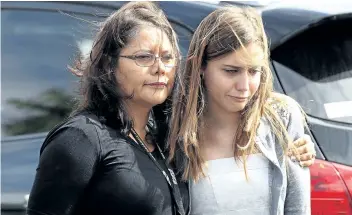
130, 128, 185, 215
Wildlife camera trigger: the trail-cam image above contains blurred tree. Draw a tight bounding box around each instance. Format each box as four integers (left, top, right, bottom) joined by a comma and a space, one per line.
4, 88, 76, 136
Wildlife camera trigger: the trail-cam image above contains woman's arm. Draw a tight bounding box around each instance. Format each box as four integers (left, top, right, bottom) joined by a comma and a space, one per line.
27, 127, 100, 215
284, 98, 311, 215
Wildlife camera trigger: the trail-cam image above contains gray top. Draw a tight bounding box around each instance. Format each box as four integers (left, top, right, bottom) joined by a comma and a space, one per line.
188, 95, 311, 215
190, 154, 271, 215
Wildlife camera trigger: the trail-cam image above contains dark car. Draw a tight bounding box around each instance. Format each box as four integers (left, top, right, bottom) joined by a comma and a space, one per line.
1, 1, 351, 214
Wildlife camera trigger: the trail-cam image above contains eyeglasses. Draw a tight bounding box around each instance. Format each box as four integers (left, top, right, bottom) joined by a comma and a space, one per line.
120, 53, 177, 68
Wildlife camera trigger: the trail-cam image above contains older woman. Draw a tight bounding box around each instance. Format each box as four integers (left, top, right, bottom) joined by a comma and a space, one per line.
27, 2, 187, 215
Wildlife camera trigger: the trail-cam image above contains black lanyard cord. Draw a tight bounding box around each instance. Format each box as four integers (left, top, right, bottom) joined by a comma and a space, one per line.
130, 128, 185, 215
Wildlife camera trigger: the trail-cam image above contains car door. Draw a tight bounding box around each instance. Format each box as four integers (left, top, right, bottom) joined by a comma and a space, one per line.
1, 3, 107, 212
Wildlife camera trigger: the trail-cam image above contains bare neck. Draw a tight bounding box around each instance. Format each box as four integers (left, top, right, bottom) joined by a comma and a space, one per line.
200, 107, 242, 160
201, 105, 241, 147
202, 104, 241, 133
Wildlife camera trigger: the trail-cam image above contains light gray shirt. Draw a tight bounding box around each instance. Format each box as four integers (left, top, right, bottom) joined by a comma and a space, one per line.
189, 95, 311, 215
191, 154, 271, 215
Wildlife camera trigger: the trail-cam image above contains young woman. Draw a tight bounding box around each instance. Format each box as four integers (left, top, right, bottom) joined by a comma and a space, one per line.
168, 6, 312, 215
28, 2, 314, 215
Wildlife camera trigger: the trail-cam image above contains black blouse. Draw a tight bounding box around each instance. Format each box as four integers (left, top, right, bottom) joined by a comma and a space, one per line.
27, 112, 189, 215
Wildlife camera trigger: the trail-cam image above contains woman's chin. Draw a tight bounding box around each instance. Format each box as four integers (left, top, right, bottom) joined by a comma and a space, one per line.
144, 97, 168, 107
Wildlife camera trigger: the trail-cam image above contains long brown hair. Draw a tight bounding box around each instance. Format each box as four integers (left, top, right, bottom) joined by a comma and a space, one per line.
70, 2, 180, 138
168, 6, 305, 181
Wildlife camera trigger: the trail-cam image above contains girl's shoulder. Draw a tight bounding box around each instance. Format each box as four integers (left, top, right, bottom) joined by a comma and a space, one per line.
267, 92, 304, 128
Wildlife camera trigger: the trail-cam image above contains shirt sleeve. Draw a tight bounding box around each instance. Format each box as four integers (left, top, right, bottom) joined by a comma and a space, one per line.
27, 126, 100, 215
284, 98, 311, 215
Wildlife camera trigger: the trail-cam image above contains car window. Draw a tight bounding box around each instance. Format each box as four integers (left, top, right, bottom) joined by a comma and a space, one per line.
170, 22, 192, 57
271, 19, 352, 124
1, 9, 193, 138
1, 9, 99, 138
271, 19, 352, 166
269, 63, 284, 94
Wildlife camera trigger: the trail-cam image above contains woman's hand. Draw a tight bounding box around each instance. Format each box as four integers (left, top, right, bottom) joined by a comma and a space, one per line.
288, 134, 316, 167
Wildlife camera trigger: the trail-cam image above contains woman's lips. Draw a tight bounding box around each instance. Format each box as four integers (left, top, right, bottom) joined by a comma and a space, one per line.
228, 95, 248, 102
145, 82, 167, 88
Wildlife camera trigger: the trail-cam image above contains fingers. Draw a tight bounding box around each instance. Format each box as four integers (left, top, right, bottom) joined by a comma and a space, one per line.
296, 145, 309, 155
288, 134, 317, 167
287, 147, 300, 163
288, 134, 310, 157
288, 151, 316, 167
298, 153, 315, 162
297, 140, 316, 161
291, 134, 315, 156
298, 157, 315, 167
293, 134, 311, 147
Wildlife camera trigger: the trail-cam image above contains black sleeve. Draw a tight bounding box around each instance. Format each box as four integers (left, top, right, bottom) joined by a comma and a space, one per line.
27, 127, 100, 215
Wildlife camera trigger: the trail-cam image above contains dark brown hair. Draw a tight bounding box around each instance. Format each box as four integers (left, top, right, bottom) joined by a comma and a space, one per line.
71, 2, 180, 138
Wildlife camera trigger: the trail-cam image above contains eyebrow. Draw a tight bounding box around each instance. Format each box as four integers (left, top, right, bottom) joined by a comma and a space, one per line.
222, 64, 243, 70
223, 64, 261, 70
133, 49, 173, 55
133, 49, 153, 54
